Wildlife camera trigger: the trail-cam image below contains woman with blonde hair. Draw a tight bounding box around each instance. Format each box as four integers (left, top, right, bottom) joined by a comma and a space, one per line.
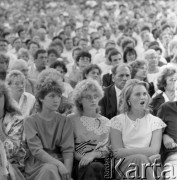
0, 81, 26, 180
24, 69, 74, 180
6, 70, 35, 118
68, 79, 110, 180
110, 79, 166, 180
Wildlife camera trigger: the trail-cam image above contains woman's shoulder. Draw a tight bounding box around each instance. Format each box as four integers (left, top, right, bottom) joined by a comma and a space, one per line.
111, 113, 126, 121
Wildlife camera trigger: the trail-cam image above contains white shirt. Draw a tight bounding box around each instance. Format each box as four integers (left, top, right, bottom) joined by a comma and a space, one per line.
115, 86, 121, 111
110, 113, 166, 149
13, 92, 36, 118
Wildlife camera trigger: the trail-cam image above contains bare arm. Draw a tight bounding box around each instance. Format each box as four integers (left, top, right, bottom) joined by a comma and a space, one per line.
110, 127, 162, 159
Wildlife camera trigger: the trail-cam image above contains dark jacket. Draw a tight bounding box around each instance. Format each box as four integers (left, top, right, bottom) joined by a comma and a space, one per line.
150, 92, 165, 116
102, 73, 113, 88
99, 84, 119, 119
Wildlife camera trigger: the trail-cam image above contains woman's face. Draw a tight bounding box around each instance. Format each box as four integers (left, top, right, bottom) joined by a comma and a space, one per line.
41, 92, 61, 112
126, 52, 136, 63
78, 56, 91, 70
147, 53, 158, 68
55, 66, 65, 81
135, 65, 148, 80
129, 85, 148, 111
10, 77, 25, 96
81, 90, 100, 112
165, 74, 177, 91
86, 68, 101, 83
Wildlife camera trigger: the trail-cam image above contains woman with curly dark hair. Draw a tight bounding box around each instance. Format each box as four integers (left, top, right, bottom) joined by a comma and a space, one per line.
24, 69, 74, 180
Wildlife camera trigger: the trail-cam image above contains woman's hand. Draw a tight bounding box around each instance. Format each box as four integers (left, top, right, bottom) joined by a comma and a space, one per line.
79, 152, 96, 168
163, 134, 177, 149
148, 154, 161, 163
57, 162, 70, 180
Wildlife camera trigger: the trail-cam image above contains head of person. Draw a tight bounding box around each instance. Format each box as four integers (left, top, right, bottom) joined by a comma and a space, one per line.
47, 48, 59, 66
0, 53, 9, 72
123, 47, 137, 63
0, 39, 8, 52
91, 37, 101, 50
108, 49, 122, 66
64, 24, 72, 36
119, 79, 151, 114
72, 47, 82, 61
169, 39, 177, 56
129, 60, 148, 81
12, 37, 22, 51
105, 40, 116, 49
72, 79, 103, 115
18, 29, 26, 40
50, 61, 67, 81
76, 51, 92, 70
28, 41, 40, 57
37, 28, 47, 41
78, 38, 88, 51
6, 70, 25, 97
157, 67, 177, 92
82, 64, 102, 83
49, 41, 64, 55
112, 63, 132, 90
17, 48, 30, 62
11, 59, 29, 78
0, 81, 20, 114
121, 37, 135, 51
35, 69, 64, 112
34, 49, 47, 71
72, 36, 80, 47
64, 37, 73, 51
144, 49, 158, 69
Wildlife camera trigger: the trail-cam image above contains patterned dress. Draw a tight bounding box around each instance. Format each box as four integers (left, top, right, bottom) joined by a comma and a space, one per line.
0, 112, 26, 180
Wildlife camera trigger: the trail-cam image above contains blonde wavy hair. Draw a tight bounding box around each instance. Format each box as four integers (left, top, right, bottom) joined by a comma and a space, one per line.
72, 79, 103, 115
119, 79, 151, 114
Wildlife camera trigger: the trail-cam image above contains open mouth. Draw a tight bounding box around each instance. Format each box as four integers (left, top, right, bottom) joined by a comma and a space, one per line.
140, 101, 145, 105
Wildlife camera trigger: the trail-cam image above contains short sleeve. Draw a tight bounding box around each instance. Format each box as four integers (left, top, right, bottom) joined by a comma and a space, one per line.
150, 115, 166, 131
109, 115, 123, 131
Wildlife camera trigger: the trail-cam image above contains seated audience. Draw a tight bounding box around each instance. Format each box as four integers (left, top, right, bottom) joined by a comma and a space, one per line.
82, 64, 102, 85
99, 63, 131, 119
0, 81, 26, 180
130, 60, 155, 97
157, 101, 177, 179
151, 67, 177, 116
24, 69, 74, 180
68, 79, 110, 180
110, 79, 166, 179
6, 70, 35, 118
102, 49, 122, 88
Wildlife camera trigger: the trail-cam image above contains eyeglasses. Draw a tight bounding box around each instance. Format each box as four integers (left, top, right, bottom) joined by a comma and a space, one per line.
83, 94, 99, 101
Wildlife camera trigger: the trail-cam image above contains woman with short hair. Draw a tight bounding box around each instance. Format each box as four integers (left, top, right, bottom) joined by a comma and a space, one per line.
68, 79, 110, 180
110, 79, 166, 180
130, 59, 155, 97
151, 67, 177, 115
24, 69, 74, 180
6, 70, 35, 118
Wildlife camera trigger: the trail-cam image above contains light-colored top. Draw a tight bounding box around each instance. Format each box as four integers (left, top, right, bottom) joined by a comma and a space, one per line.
115, 86, 121, 111
13, 92, 35, 118
70, 114, 110, 156
110, 113, 166, 149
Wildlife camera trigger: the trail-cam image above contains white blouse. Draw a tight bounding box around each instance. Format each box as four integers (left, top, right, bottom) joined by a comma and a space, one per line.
110, 113, 166, 149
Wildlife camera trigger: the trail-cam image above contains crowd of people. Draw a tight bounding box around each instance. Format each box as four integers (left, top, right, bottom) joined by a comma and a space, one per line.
0, 0, 177, 179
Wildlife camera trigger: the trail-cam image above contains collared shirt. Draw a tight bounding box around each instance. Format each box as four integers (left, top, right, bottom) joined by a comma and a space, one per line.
115, 85, 121, 111
13, 92, 36, 118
